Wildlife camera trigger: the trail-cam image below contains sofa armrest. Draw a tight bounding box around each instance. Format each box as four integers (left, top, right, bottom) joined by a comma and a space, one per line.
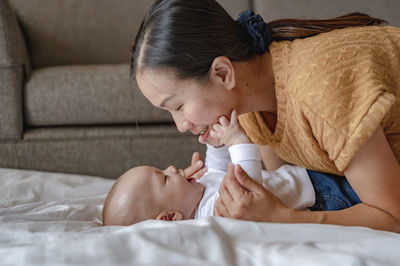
0, 0, 29, 139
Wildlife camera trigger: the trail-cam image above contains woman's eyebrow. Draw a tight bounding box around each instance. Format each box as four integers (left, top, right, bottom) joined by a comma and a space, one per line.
159, 95, 175, 108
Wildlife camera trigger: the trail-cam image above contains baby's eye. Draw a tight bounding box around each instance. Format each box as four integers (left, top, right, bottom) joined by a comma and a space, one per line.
175, 105, 183, 111
165, 175, 168, 182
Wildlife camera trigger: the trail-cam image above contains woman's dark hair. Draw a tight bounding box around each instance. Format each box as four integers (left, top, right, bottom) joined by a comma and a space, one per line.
131, 0, 387, 81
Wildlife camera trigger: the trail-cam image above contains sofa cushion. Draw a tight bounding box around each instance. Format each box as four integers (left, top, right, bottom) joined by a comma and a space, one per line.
254, 0, 400, 27
9, 0, 154, 68
9, 0, 251, 69
24, 64, 172, 126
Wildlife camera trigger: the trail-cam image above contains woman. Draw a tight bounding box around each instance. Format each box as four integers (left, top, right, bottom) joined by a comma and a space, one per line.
131, 0, 400, 232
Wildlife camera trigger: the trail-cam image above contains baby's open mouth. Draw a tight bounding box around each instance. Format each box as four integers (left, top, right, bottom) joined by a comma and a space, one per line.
186, 177, 195, 183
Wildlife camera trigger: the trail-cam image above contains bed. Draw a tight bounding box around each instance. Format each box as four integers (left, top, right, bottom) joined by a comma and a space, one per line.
1, 167, 399, 266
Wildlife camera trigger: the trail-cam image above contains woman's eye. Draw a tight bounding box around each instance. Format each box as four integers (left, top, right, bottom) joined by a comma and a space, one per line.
165, 175, 168, 182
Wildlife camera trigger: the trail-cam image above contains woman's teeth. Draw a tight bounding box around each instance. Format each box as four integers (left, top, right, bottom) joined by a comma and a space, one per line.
200, 126, 209, 135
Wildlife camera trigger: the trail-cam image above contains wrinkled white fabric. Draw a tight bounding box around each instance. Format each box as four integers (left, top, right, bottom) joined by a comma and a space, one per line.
1, 167, 400, 266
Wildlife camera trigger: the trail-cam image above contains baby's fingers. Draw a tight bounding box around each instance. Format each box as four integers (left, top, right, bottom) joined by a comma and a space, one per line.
230, 110, 238, 124
209, 128, 221, 143
213, 123, 222, 131
219, 116, 230, 127
191, 152, 202, 165
183, 159, 203, 178
191, 166, 208, 180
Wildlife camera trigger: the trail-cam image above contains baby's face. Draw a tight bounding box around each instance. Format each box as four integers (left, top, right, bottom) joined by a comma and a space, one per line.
124, 165, 205, 219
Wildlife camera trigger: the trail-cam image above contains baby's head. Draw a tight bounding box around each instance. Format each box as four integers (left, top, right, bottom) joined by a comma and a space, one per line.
102, 165, 205, 226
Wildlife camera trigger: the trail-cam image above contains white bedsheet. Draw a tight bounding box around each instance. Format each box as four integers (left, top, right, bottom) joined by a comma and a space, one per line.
1, 168, 399, 266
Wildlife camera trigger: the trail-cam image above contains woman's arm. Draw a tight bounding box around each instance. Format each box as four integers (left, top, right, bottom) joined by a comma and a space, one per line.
288, 125, 400, 231
215, 126, 400, 232
258, 144, 287, 171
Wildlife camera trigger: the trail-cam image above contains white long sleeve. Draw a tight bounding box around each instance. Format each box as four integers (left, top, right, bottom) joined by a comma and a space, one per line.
205, 144, 262, 184
229, 144, 263, 184
204, 144, 230, 171
262, 166, 315, 210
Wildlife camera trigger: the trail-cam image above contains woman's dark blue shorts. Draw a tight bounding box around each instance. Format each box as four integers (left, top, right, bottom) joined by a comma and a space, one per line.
306, 170, 361, 211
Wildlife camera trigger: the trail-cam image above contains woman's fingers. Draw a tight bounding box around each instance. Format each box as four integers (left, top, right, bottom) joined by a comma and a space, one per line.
214, 164, 236, 217
215, 163, 248, 219
220, 164, 289, 221
233, 165, 263, 195
219, 180, 234, 204
214, 196, 228, 217
222, 164, 249, 202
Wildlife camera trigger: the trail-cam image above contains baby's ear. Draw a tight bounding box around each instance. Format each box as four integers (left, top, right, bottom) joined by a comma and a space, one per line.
156, 211, 183, 221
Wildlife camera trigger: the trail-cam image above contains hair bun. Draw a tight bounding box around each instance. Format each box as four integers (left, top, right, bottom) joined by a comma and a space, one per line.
236, 9, 273, 54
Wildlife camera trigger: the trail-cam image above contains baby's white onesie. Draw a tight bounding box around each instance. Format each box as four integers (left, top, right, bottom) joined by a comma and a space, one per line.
194, 144, 315, 219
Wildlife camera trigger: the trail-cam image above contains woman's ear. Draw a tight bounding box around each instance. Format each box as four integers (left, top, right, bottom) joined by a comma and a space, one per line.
209, 56, 236, 90
155, 211, 183, 221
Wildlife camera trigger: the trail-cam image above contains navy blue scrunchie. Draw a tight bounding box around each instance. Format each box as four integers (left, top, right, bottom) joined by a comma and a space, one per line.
236, 9, 273, 54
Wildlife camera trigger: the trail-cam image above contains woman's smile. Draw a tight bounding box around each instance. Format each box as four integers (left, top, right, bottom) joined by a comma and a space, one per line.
199, 126, 210, 138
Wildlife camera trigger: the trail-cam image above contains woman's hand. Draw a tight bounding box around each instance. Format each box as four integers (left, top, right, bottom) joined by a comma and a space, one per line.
214, 163, 290, 222
183, 152, 208, 180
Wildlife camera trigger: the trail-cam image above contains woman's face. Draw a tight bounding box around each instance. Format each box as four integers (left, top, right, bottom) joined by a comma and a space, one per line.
137, 69, 236, 138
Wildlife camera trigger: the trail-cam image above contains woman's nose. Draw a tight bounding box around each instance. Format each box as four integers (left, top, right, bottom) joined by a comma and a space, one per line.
173, 114, 193, 133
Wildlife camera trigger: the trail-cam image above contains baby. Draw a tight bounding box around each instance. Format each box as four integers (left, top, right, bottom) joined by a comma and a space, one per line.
102, 110, 316, 225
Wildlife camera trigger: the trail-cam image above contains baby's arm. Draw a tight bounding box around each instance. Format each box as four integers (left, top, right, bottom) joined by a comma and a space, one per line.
202, 109, 252, 173
229, 144, 263, 184
262, 165, 315, 210
212, 110, 263, 184
205, 144, 231, 172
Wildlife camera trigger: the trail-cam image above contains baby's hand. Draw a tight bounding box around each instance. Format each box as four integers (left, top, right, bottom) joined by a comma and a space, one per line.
183, 152, 208, 180
211, 110, 250, 146
198, 132, 223, 147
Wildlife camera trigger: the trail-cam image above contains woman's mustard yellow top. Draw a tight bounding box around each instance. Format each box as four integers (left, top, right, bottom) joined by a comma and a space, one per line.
238, 26, 400, 175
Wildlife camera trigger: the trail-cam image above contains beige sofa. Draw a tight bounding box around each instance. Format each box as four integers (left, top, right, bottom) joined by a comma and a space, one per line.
0, 0, 398, 178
